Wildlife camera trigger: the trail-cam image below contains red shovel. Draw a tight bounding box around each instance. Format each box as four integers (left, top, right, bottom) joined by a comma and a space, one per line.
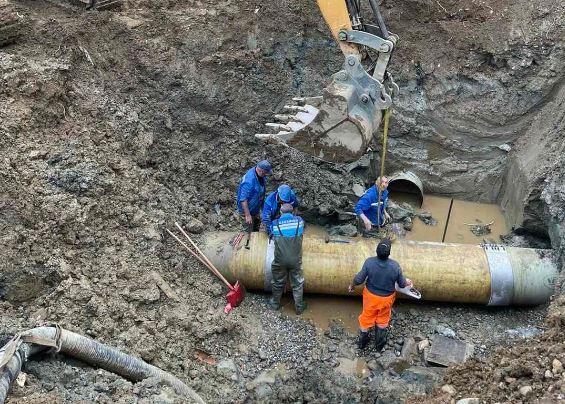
167, 222, 246, 313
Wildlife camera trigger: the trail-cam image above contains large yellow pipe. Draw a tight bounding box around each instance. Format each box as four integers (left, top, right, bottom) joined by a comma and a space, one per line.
203, 232, 558, 306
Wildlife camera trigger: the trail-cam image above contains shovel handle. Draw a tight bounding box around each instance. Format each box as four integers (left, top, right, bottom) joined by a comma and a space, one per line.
174, 222, 235, 290
166, 229, 233, 290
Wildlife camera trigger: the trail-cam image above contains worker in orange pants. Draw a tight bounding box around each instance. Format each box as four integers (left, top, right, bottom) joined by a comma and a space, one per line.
348, 239, 413, 350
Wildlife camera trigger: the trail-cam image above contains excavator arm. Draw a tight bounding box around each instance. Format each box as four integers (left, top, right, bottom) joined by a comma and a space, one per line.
256, 0, 399, 163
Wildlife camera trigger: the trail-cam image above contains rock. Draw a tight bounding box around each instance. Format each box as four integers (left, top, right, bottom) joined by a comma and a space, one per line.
552, 359, 563, 374
187, 218, 205, 234
401, 366, 446, 393
518, 385, 533, 396
417, 339, 430, 352
435, 324, 456, 338
330, 223, 358, 237
441, 384, 456, 395
367, 359, 378, 370
387, 358, 411, 374
504, 327, 544, 339
456, 399, 480, 404
352, 183, 366, 197
255, 384, 273, 399
418, 212, 438, 226
400, 337, 417, 360
545, 370, 553, 379
217, 358, 239, 381
498, 143, 512, 152
388, 201, 416, 221
403, 217, 413, 231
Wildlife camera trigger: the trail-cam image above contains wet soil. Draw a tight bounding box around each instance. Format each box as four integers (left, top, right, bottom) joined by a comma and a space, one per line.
0, 0, 564, 403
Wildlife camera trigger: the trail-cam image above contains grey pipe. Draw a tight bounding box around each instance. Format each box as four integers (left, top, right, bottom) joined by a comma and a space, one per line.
0, 327, 204, 404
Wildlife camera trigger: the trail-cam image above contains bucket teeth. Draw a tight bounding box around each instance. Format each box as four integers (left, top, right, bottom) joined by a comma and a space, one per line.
266, 123, 292, 131
292, 96, 323, 107
256, 99, 321, 147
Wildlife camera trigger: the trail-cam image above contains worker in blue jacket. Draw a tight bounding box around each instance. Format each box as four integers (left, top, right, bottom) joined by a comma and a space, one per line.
262, 184, 299, 236
236, 160, 272, 231
269, 203, 307, 315
355, 176, 391, 234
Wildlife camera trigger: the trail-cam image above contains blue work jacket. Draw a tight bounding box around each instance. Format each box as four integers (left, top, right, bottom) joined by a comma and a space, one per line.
272, 213, 304, 238
236, 167, 267, 216
262, 190, 299, 235
354, 186, 389, 226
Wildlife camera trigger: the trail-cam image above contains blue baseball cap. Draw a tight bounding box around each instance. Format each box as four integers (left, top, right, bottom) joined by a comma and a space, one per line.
278, 184, 292, 202
257, 160, 272, 175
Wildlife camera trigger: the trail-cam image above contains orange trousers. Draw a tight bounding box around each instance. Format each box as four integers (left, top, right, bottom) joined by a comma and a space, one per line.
358, 287, 396, 329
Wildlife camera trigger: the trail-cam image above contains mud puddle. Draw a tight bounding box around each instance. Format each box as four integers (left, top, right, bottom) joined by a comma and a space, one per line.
336, 357, 370, 379
392, 194, 509, 244
281, 294, 362, 332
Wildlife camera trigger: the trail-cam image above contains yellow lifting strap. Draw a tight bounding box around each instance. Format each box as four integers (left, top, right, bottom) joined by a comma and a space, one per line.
379, 108, 391, 180
376, 108, 391, 228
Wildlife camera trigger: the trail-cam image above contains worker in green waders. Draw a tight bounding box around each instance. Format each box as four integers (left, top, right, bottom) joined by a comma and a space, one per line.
268, 203, 307, 315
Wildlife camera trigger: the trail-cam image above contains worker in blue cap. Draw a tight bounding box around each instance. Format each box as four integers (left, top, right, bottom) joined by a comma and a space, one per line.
236, 160, 272, 231
262, 184, 299, 236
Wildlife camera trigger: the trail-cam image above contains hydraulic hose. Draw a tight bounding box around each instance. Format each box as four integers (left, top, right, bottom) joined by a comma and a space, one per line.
0, 327, 205, 404
368, 0, 389, 39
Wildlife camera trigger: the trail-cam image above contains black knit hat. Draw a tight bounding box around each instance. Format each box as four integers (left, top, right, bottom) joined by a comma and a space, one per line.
376, 238, 391, 259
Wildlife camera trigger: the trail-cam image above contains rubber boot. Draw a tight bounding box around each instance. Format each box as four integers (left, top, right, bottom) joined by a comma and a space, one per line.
358, 330, 370, 349
269, 291, 282, 310
295, 300, 307, 315
375, 327, 388, 352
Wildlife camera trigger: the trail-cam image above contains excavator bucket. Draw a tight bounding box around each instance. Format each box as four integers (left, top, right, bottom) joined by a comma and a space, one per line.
256, 54, 398, 164
256, 0, 400, 163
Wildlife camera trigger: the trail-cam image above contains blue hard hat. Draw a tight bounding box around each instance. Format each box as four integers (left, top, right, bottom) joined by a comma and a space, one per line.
257, 160, 272, 174
278, 184, 292, 202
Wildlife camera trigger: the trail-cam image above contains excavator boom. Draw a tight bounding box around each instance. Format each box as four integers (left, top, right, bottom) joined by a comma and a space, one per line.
256, 0, 398, 163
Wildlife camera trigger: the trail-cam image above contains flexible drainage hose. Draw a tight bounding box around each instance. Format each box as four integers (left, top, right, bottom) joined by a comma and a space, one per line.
0, 327, 204, 404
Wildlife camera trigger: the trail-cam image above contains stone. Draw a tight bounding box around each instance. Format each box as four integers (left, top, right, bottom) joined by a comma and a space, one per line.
401, 366, 446, 393
426, 335, 474, 367
435, 324, 456, 338
519, 385, 533, 396
403, 217, 414, 231
552, 359, 563, 374
456, 399, 480, 404
498, 143, 512, 152
441, 384, 456, 395
504, 327, 543, 339
255, 384, 273, 399
367, 359, 378, 370
417, 339, 430, 353
352, 183, 366, 197
216, 359, 239, 381
544, 370, 553, 379
388, 201, 416, 221
187, 218, 205, 234
330, 223, 358, 237
400, 337, 418, 360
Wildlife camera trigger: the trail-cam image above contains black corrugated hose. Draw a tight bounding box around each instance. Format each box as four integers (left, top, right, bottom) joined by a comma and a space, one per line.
0, 327, 204, 404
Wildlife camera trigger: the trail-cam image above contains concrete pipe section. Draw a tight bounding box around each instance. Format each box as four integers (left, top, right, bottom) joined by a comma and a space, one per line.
203, 232, 558, 306
388, 171, 424, 207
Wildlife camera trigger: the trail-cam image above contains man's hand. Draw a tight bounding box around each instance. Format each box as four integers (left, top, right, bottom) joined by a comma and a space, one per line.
363, 218, 372, 231
244, 213, 253, 225
405, 278, 413, 288
384, 211, 391, 223
348, 284, 355, 293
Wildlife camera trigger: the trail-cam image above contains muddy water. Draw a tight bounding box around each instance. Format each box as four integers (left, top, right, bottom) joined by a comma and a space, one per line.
444, 200, 509, 244
392, 193, 509, 244
281, 295, 362, 332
